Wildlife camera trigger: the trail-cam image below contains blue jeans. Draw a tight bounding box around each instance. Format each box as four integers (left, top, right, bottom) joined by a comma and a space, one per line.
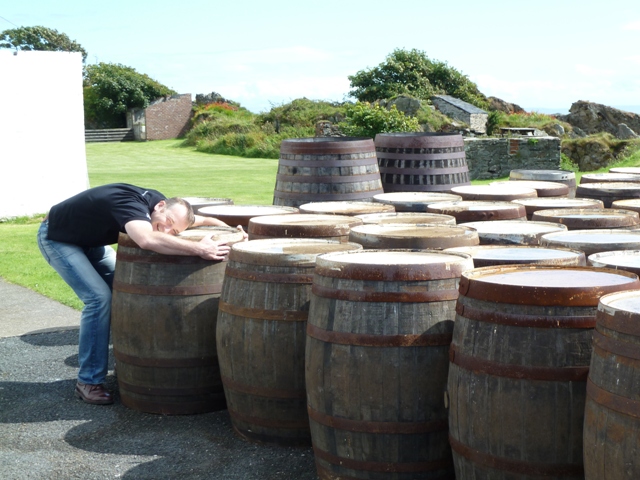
37, 220, 116, 385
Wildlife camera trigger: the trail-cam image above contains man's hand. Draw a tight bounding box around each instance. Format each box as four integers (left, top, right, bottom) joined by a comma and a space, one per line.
199, 233, 231, 261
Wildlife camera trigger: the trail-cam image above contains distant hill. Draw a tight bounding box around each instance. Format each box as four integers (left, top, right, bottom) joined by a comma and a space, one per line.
525, 105, 640, 115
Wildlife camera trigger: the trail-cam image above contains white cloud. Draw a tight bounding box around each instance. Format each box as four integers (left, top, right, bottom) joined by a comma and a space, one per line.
574, 64, 616, 77
622, 20, 640, 31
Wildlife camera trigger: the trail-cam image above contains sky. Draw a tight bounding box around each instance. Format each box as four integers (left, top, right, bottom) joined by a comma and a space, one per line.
2, 0, 640, 114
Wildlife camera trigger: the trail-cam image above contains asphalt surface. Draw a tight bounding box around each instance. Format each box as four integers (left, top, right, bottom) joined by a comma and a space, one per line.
0, 278, 317, 479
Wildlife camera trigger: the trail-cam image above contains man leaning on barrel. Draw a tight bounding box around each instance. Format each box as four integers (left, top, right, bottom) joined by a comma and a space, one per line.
37, 183, 246, 405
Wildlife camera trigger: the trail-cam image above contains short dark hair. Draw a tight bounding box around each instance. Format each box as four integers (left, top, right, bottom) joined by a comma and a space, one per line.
165, 197, 195, 227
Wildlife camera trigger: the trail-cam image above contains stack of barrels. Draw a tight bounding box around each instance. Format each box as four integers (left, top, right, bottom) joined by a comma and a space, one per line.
110, 133, 640, 480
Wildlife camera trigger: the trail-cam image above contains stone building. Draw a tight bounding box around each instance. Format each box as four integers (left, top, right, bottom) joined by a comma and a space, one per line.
127, 94, 193, 141
431, 95, 488, 134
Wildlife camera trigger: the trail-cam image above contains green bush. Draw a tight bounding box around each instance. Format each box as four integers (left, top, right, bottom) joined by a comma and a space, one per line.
338, 102, 421, 138
257, 98, 346, 131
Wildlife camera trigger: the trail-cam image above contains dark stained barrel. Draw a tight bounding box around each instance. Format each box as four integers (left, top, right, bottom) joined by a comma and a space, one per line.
541, 230, 640, 256
374, 132, 470, 192
588, 250, 640, 275
510, 169, 577, 198
348, 224, 479, 250
532, 208, 640, 230
611, 198, 640, 214
427, 201, 527, 222
512, 197, 604, 220
198, 204, 299, 229
448, 265, 640, 479
451, 184, 537, 201
575, 182, 640, 208
491, 180, 569, 197
216, 239, 361, 446
111, 226, 245, 414
247, 214, 362, 242
298, 201, 395, 216
584, 290, 640, 480
445, 245, 586, 267
273, 137, 384, 207
372, 191, 462, 212
356, 212, 457, 226
459, 220, 567, 245
306, 249, 474, 480
181, 196, 233, 215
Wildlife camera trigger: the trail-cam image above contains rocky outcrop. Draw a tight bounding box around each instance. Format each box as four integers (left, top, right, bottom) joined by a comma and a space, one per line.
558, 101, 640, 138
561, 139, 616, 171
378, 95, 422, 116
195, 91, 237, 106
487, 96, 525, 114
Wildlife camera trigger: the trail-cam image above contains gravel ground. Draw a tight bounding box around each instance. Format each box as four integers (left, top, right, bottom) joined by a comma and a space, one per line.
0, 328, 318, 480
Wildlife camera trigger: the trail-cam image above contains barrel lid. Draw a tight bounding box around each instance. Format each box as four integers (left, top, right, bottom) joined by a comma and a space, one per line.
299, 201, 395, 216
356, 212, 456, 225
598, 290, 640, 316
247, 214, 362, 237
490, 180, 569, 197
374, 132, 464, 148
427, 201, 526, 221
513, 197, 604, 213
445, 245, 586, 265
459, 265, 640, 306
609, 167, 640, 175
576, 182, 640, 195
181, 197, 233, 207
580, 173, 640, 184
532, 208, 640, 229
509, 169, 576, 181
611, 199, 640, 212
315, 249, 474, 281
349, 224, 479, 249
451, 184, 538, 201
541, 229, 640, 255
178, 225, 245, 243
460, 220, 567, 245
229, 238, 362, 267
372, 192, 462, 211
280, 137, 374, 155
589, 250, 640, 275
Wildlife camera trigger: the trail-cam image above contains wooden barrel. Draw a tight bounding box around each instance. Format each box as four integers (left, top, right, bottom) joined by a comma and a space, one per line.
611, 198, 640, 214
448, 265, 640, 479
111, 226, 245, 414
580, 173, 640, 184
273, 137, 384, 207
348, 223, 479, 250
356, 212, 457, 226
584, 290, 640, 479
532, 208, 640, 230
374, 132, 470, 192
541, 230, 640, 256
491, 180, 569, 197
247, 214, 362, 242
610, 167, 640, 175
459, 220, 567, 245
181, 196, 233, 215
427, 201, 527, 222
198, 204, 299, 228
216, 239, 362, 446
512, 197, 604, 220
445, 245, 586, 267
575, 182, 640, 208
306, 249, 475, 480
509, 169, 577, 198
372, 192, 462, 212
451, 184, 537, 201
588, 250, 640, 275
298, 201, 395, 216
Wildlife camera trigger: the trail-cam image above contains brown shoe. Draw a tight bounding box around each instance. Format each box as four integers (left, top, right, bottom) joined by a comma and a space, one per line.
75, 382, 114, 405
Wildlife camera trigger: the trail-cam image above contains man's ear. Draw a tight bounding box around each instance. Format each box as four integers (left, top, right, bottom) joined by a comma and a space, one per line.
154, 200, 166, 212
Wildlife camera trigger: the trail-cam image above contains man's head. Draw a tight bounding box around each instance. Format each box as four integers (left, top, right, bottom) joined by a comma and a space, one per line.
150, 197, 195, 235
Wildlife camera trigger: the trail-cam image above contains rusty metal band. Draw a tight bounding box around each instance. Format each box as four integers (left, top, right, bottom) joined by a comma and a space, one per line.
218, 300, 308, 322
597, 309, 640, 337
273, 190, 382, 201
221, 374, 306, 399
593, 330, 640, 361
587, 377, 640, 419
383, 183, 464, 192
276, 173, 382, 184
448, 435, 584, 477
223, 265, 314, 284
376, 146, 465, 154
313, 445, 453, 474
311, 283, 459, 303
307, 406, 448, 434
378, 166, 469, 175
456, 302, 595, 329
306, 323, 452, 347
116, 250, 206, 264
113, 348, 218, 368
112, 279, 222, 296
228, 408, 310, 429
449, 345, 589, 382
377, 153, 466, 162
118, 379, 219, 396
278, 157, 376, 167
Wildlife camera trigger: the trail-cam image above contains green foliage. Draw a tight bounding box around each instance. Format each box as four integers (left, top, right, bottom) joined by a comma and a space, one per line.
338, 102, 421, 139
0, 25, 88, 63
414, 103, 451, 132
348, 48, 488, 109
486, 110, 507, 136
257, 98, 346, 131
560, 153, 579, 172
83, 62, 176, 128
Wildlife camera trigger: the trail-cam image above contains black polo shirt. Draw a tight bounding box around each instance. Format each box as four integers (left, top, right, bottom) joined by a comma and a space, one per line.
46, 183, 165, 247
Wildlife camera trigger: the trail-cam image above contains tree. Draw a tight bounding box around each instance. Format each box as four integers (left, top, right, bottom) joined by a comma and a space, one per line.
348, 48, 488, 109
338, 102, 421, 139
0, 26, 88, 63
83, 63, 176, 128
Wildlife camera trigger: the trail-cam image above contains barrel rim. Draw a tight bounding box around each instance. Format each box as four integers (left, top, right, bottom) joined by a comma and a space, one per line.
229, 239, 362, 267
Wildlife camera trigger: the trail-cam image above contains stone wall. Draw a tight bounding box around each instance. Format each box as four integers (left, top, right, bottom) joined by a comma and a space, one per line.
464, 136, 561, 180
145, 94, 193, 140
431, 95, 488, 134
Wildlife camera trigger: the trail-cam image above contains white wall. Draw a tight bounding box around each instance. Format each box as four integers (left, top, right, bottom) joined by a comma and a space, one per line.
0, 51, 88, 219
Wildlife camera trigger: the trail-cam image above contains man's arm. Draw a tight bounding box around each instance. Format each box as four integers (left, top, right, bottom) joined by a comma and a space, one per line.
124, 220, 230, 261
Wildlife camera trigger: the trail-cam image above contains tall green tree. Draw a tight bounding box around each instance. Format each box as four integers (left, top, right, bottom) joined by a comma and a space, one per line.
348, 48, 488, 109
0, 26, 88, 63
83, 63, 176, 128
